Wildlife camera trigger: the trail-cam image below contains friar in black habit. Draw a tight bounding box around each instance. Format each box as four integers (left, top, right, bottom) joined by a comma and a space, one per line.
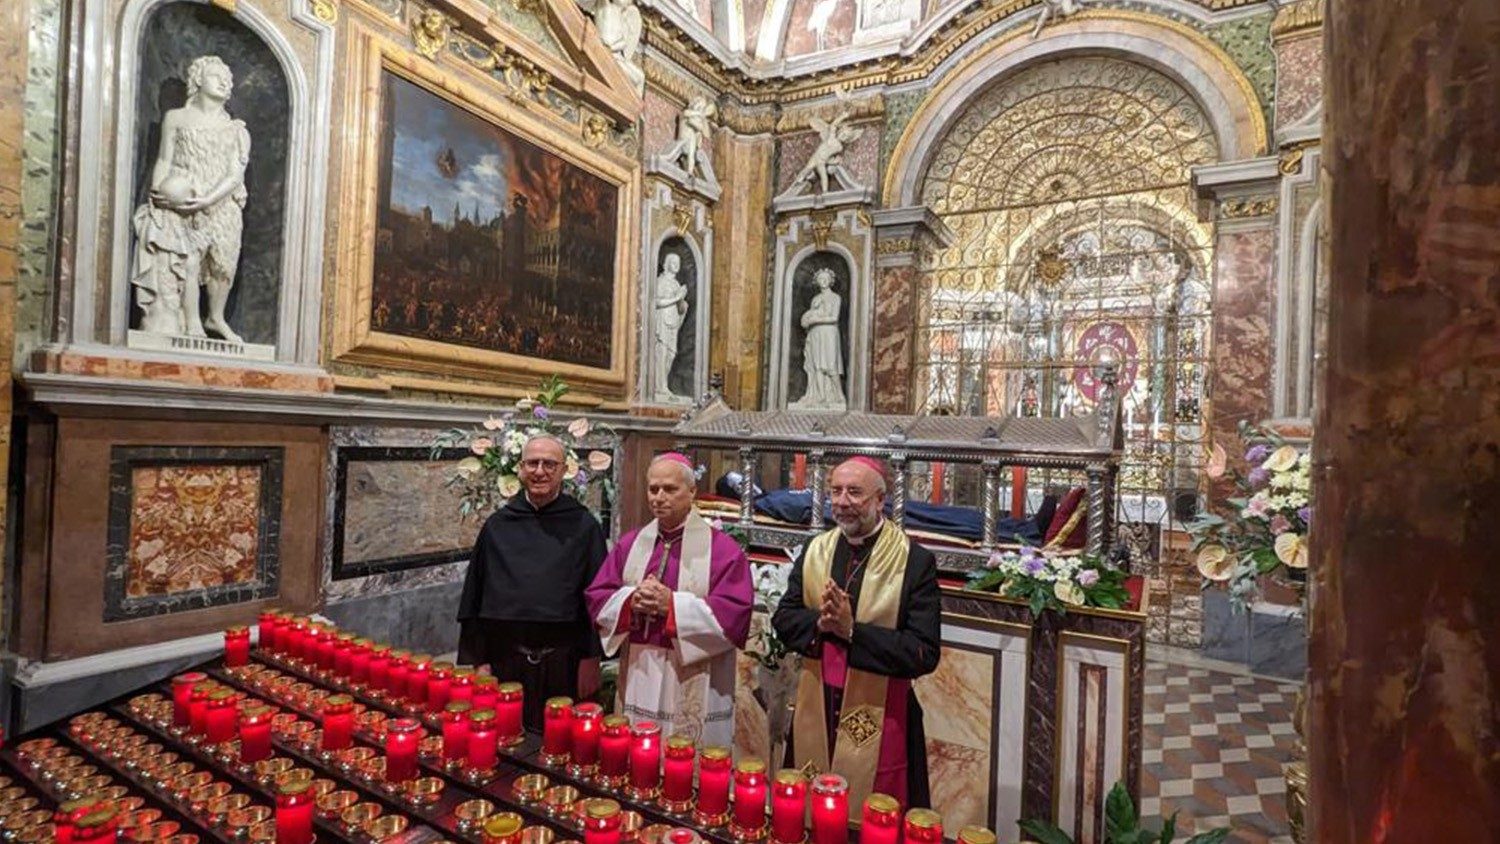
457, 434, 605, 730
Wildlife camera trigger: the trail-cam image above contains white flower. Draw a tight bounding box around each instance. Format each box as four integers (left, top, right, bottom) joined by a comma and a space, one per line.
497, 474, 522, 498
1054, 581, 1086, 606
456, 456, 483, 477
1263, 445, 1299, 473
1196, 544, 1233, 581
1274, 532, 1308, 569
567, 417, 591, 438
588, 450, 613, 472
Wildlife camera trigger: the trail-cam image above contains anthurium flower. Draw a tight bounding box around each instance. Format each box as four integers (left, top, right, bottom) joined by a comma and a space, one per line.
1054, 581, 1086, 606
1196, 544, 1233, 580
456, 457, 482, 477
1205, 442, 1227, 479
1263, 445, 1299, 472
470, 437, 493, 456
482, 416, 505, 431
568, 417, 591, 438
588, 450, 613, 471
1274, 532, 1308, 569
497, 474, 521, 498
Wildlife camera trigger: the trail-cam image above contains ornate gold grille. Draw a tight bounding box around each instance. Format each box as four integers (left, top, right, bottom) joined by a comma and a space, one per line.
917, 56, 1221, 645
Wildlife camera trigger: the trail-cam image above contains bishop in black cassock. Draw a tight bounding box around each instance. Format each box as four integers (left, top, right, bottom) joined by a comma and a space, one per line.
772, 456, 941, 815
457, 436, 606, 730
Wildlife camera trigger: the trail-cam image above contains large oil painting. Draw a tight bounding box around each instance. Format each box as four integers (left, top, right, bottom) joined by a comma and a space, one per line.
370, 70, 619, 370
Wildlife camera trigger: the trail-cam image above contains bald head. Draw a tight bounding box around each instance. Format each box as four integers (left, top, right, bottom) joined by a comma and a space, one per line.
519, 434, 567, 505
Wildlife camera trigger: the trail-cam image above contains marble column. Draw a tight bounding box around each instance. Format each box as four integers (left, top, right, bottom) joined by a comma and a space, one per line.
709, 131, 774, 410
0, 0, 30, 646
1311, 1, 1500, 838
870, 207, 951, 414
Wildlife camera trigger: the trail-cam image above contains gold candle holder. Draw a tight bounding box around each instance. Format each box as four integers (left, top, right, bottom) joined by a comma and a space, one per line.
247, 820, 277, 844
16, 823, 57, 844
67, 774, 115, 799
638, 824, 674, 844
115, 797, 147, 814
308, 778, 338, 799
189, 782, 234, 815
619, 811, 644, 843
226, 806, 273, 837
0, 797, 38, 820
316, 790, 359, 819
173, 771, 215, 800
3, 811, 51, 837
205, 794, 251, 826
407, 776, 445, 805
513, 773, 551, 804
543, 785, 580, 817
358, 757, 386, 782
254, 757, 294, 784
521, 827, 556, 844
337, 746, 376, 774
453, 798, 496, 833
418, 735, 444, 760
121, 808, 164, 829
340, 803, 382, 834
367, 815, 409, 841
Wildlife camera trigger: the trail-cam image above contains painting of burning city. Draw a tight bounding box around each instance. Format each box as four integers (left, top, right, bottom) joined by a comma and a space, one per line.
370, 71, 619, 370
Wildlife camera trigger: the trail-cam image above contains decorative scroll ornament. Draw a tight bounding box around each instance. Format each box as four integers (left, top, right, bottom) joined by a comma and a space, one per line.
411, 8, 452, 60
1279, 147, 1306, 175
1271, 0, 1325, 38
308, 0, 337, 21
1219, 197, 1279, 219
583, 114, 611, 148
672, 202, 695, 234
810, 211, 837, 248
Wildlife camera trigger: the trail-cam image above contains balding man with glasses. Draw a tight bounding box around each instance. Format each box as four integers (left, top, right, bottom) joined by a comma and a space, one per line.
457, 434, 607, 729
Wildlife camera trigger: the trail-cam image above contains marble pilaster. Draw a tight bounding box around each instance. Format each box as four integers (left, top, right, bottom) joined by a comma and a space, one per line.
709, 131, 774, 410
869, 206, 950, 414
1312, 0, 1500, 837
0, 0, 31, 663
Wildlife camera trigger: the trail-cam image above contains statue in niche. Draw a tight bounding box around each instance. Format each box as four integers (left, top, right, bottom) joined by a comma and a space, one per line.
651, 253, 690, 400
130, 55, 249, 344
791, 268, 846, 410
1031, 0, 1084, 39
595, 0, 645, 91
792, 104, 862, 194
660, 97, 716, 181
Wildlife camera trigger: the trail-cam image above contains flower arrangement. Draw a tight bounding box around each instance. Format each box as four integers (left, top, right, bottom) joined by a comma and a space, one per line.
431, 376, 617, 520
707, 517, 792, 671
1188, 422, 1311, 609
965, 547, 1131, 615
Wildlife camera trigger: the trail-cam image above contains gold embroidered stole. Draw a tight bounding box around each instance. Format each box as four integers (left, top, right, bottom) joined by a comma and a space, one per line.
791, 520, 909, 820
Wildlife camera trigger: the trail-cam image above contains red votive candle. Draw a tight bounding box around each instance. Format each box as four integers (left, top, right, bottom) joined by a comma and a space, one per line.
333, 633, 356, 677
450, 667, 476, 705
387, 650, 411, 697
240, 703, 273, 763
427, 662, 454, 713
541, 696, 573, 764
189, 681, 217, 736
771, 769, 807, 844
258, 611, 278, 652
321, 694, 355, 752
472, 675, 499, 712
809, 774, 849, 844
442, 701, 473, 763
367, 645, 392, 692
72, 805, 119, 844
315, 626, 338, 671
628, 720, 662, 798
275, 779, 316, 844
694, 746, 732, 825
732, 759, 769, 840
496, 682, 523, 745
583, 799, 624, 844
54, 796, 105, 844
467, 708, 500, 773
667, 831, 703, 844
570, 702, 603, 776
289, 617, 310, 661
662, 735, 696, 812
384, 717, 423, 783
172, 672, 207, 728
407, 654, 432, 705
904, 809, 943, 844
350, 638, 373, 684
860, 794, 901, 844
205, 688, 240, 743
224, 625, 251, 667
600, 715, 631, 785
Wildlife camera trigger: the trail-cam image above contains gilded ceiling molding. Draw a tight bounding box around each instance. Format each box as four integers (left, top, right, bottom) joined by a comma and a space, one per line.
881, 9, 1271, 205
775, 91, 885, 133
1270, 0, 1323, 39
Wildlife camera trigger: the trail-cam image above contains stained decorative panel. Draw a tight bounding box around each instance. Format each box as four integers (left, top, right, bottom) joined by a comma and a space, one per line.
104, 447, 283, 621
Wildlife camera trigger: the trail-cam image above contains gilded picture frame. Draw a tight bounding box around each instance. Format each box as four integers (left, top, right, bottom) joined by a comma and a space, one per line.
330, 26, 640, 402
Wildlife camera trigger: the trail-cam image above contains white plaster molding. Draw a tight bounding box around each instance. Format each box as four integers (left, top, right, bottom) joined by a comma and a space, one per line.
1279, 101, 1323, 147
84, 0, 335, 365
1192, 155, 1282, 196
771, 166, 876, 212
1271, 148, 1321, 419
10, 629, 251, 688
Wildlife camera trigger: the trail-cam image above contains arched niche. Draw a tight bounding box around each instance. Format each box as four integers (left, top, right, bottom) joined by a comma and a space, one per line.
783, 249, 853, 411
646, 233, 706, 402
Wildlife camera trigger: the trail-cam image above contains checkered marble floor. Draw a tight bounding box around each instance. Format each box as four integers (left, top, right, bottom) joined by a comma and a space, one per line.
1141, 657, 1303, 843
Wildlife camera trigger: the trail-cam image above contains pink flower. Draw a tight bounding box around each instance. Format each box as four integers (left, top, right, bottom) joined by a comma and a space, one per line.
1270, 514, 1291, 534
470, 437, 493, 455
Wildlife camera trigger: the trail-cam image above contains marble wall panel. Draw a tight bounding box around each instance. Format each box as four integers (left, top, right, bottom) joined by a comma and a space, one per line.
15, 0, 61, 367
1274, 35, 1323, 131
775, 127, 878, 195
783, 0, 856, 57
732, 612, 775, 761
1209, 228, 1276, 481
333, 447, 478, 579
35, 347, 335, 390
926, 739, 990, 833
916, 645, 993, 750
870, 264, 915, 413
104, 446, 284, 622
643, 91, 682, 163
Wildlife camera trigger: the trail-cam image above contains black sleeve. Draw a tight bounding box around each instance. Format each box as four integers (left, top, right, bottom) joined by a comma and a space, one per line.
772, 545, 821, 657
846, 544, 941, 679
456, 517, 492, 622
576, 517, 609, 659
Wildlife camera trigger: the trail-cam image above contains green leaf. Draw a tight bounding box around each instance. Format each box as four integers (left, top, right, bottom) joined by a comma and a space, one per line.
1104, 782, 1139, 838
1252, 547, 1281, 573
1184, 829, 1232, 844
1016, 819, 1075, 844
1157, 811, 1177, 844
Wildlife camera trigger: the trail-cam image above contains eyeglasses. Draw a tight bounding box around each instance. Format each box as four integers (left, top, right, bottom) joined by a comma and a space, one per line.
521, 458, 563, 472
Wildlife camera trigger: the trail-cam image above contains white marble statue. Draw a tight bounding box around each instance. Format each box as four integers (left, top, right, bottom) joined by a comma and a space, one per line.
596, 0, 645, 90
791, 268, 846, 410
130, 55, 250, 344
660, 97, 716, 180
1031, 0, 1084, 38
652, 253, 689, 400
792, 107, 862, 194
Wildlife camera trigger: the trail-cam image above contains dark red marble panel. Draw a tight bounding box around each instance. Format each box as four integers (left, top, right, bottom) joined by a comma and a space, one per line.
870, 263, 915, 413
